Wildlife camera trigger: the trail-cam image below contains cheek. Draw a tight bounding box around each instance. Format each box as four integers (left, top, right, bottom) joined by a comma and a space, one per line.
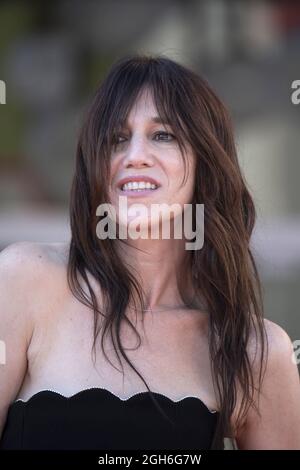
109, 160, 118, 186
166, 158, 195, 202
108, 160, 121, 202
175, 182, 195, 206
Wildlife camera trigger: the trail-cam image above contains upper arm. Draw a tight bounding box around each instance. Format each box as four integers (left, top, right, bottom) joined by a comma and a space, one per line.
236, 319, 300, 449
0, 242, 38, 437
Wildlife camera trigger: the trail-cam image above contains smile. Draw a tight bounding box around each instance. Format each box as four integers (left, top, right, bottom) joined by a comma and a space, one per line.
121, 181, 158, 191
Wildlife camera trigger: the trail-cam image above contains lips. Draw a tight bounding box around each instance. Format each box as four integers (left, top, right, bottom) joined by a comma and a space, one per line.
116, 175, 161, 191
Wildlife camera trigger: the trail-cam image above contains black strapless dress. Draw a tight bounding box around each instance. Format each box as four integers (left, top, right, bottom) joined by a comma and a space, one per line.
0, 388, 222, 450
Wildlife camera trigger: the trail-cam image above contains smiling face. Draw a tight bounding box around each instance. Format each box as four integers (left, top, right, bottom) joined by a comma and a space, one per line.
108, 87, 196, 235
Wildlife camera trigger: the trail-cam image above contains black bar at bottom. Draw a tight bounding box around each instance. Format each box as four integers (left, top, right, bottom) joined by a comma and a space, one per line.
0, 450, 300, 468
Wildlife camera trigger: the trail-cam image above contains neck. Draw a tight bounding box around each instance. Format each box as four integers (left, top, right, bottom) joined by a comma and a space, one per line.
115, 235, 195, 312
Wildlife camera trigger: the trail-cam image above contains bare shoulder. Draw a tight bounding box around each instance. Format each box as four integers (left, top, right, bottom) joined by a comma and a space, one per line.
0, 240, 69, 268
247, 318, 296, 373
0, 240, 70, 322
262, 317, 294, 349
235, 318, 300, 449
0, 240, 69, 284
0, 241, 70, 433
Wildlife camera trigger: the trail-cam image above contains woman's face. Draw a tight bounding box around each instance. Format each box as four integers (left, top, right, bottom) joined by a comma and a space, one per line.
108, 87, 196, 236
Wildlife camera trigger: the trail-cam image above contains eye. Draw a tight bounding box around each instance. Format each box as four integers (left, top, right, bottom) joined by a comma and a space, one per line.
154, 131, 175, 142
112, 134, 127, 146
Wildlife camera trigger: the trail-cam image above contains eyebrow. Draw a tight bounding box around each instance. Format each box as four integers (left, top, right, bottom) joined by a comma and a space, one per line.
151, 116, 171, 125
117, 116, 172, 127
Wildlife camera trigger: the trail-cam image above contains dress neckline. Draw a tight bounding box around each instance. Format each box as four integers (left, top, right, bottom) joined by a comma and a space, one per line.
13, 387, 219, 414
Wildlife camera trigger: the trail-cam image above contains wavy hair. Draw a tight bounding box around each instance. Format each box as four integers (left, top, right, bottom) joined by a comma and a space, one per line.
67, 54, 268, 449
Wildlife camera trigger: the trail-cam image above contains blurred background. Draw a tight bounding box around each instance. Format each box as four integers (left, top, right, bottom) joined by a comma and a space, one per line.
0, 0, 299, 446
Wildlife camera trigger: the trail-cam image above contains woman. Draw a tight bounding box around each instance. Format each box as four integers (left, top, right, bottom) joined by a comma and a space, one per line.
0, 55, 299, 450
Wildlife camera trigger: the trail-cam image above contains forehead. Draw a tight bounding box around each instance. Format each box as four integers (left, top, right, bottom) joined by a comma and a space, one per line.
129, 88, 155, 116
119, 89, 171, 128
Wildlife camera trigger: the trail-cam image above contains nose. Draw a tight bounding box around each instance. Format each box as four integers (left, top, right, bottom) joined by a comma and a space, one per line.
122, 135, 154, 169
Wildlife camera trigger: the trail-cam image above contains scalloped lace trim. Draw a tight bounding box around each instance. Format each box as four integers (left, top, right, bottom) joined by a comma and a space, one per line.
14, 386, 218, 414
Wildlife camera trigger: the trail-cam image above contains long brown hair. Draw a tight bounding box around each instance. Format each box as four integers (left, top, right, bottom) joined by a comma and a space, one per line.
67, 54, 268, 449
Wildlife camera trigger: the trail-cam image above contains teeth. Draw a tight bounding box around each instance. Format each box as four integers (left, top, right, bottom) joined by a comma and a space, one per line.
121, 181, 158, 191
